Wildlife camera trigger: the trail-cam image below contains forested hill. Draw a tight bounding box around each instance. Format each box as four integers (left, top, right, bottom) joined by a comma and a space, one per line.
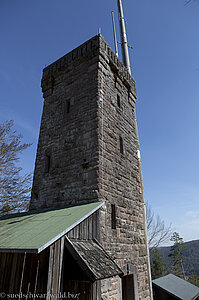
158, 239, 199, 276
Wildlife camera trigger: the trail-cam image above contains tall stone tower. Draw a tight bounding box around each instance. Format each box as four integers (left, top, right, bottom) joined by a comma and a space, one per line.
30, 34, 152, 299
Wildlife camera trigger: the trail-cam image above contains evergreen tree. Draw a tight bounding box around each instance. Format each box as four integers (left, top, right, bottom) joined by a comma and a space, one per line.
168, 232, 186, 279
151, 248, 165, 279
188, 273, 199, 287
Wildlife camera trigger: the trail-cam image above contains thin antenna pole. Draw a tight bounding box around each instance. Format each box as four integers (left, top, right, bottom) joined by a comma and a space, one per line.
117, 0, 131, 74
111, 11, 118, 57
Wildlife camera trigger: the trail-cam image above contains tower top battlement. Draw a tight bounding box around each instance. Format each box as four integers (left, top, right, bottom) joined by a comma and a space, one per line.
42, 34, 137, 99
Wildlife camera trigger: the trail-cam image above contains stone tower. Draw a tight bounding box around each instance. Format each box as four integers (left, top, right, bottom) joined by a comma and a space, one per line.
30, 34, 152, 299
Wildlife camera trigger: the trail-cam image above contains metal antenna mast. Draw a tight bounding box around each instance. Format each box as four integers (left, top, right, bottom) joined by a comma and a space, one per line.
117, 0, 131, 74
111, 11, 118, 57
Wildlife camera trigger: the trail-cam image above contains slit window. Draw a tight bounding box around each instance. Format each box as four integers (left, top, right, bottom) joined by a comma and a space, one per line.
46, 154, 51, 173
117, 94, 121, 108
66, 100, 70, 113
119, 136, 124, 154
114, 75, 117, 87
34, 192, 38, 201
111, 204, 116, 229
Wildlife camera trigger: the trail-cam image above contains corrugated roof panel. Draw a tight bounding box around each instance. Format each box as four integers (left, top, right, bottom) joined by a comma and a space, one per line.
0, 202, 103, 253
153, 274, 199, 300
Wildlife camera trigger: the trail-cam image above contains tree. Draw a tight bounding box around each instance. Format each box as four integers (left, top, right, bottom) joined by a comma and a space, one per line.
188, 273, 199, 287
146, 202, 172, 249
168, 232, 186, 279
0, 120, 32, 215
151, 248, 166, 279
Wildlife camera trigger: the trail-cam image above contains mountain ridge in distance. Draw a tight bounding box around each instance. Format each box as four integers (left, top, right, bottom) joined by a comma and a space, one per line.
157, 239, 199, 276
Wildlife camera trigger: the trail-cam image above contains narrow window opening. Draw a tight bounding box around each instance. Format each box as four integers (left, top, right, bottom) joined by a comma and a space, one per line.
49, 75, 55, 94
111, 204, 116, 229
46, 154, 51, 173
117, 94, 121, 108
34, 192, 38, 200
114, 75, 117, 87
119, 136, 124, 154
66, 100, 70, 113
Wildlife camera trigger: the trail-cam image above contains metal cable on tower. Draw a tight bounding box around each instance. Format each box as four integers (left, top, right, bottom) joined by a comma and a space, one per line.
111, 11, 118, 57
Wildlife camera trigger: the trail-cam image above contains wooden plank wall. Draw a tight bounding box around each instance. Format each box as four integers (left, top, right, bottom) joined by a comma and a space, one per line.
0, 248, 49, 295
67, 211, 99, 240
47, 237, 64, 299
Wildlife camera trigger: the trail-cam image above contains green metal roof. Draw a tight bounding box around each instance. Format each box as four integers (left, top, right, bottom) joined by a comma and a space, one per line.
153, 274, 199, 300
0, 202, 103, 254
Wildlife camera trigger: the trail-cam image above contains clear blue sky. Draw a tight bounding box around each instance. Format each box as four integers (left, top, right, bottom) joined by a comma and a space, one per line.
1, 0, 199, 244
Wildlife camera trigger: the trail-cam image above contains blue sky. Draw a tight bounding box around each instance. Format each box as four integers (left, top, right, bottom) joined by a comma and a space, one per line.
1, 0, 199, 244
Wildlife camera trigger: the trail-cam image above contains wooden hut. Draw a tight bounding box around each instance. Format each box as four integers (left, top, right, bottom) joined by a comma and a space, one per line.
0, 202, 123, 299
